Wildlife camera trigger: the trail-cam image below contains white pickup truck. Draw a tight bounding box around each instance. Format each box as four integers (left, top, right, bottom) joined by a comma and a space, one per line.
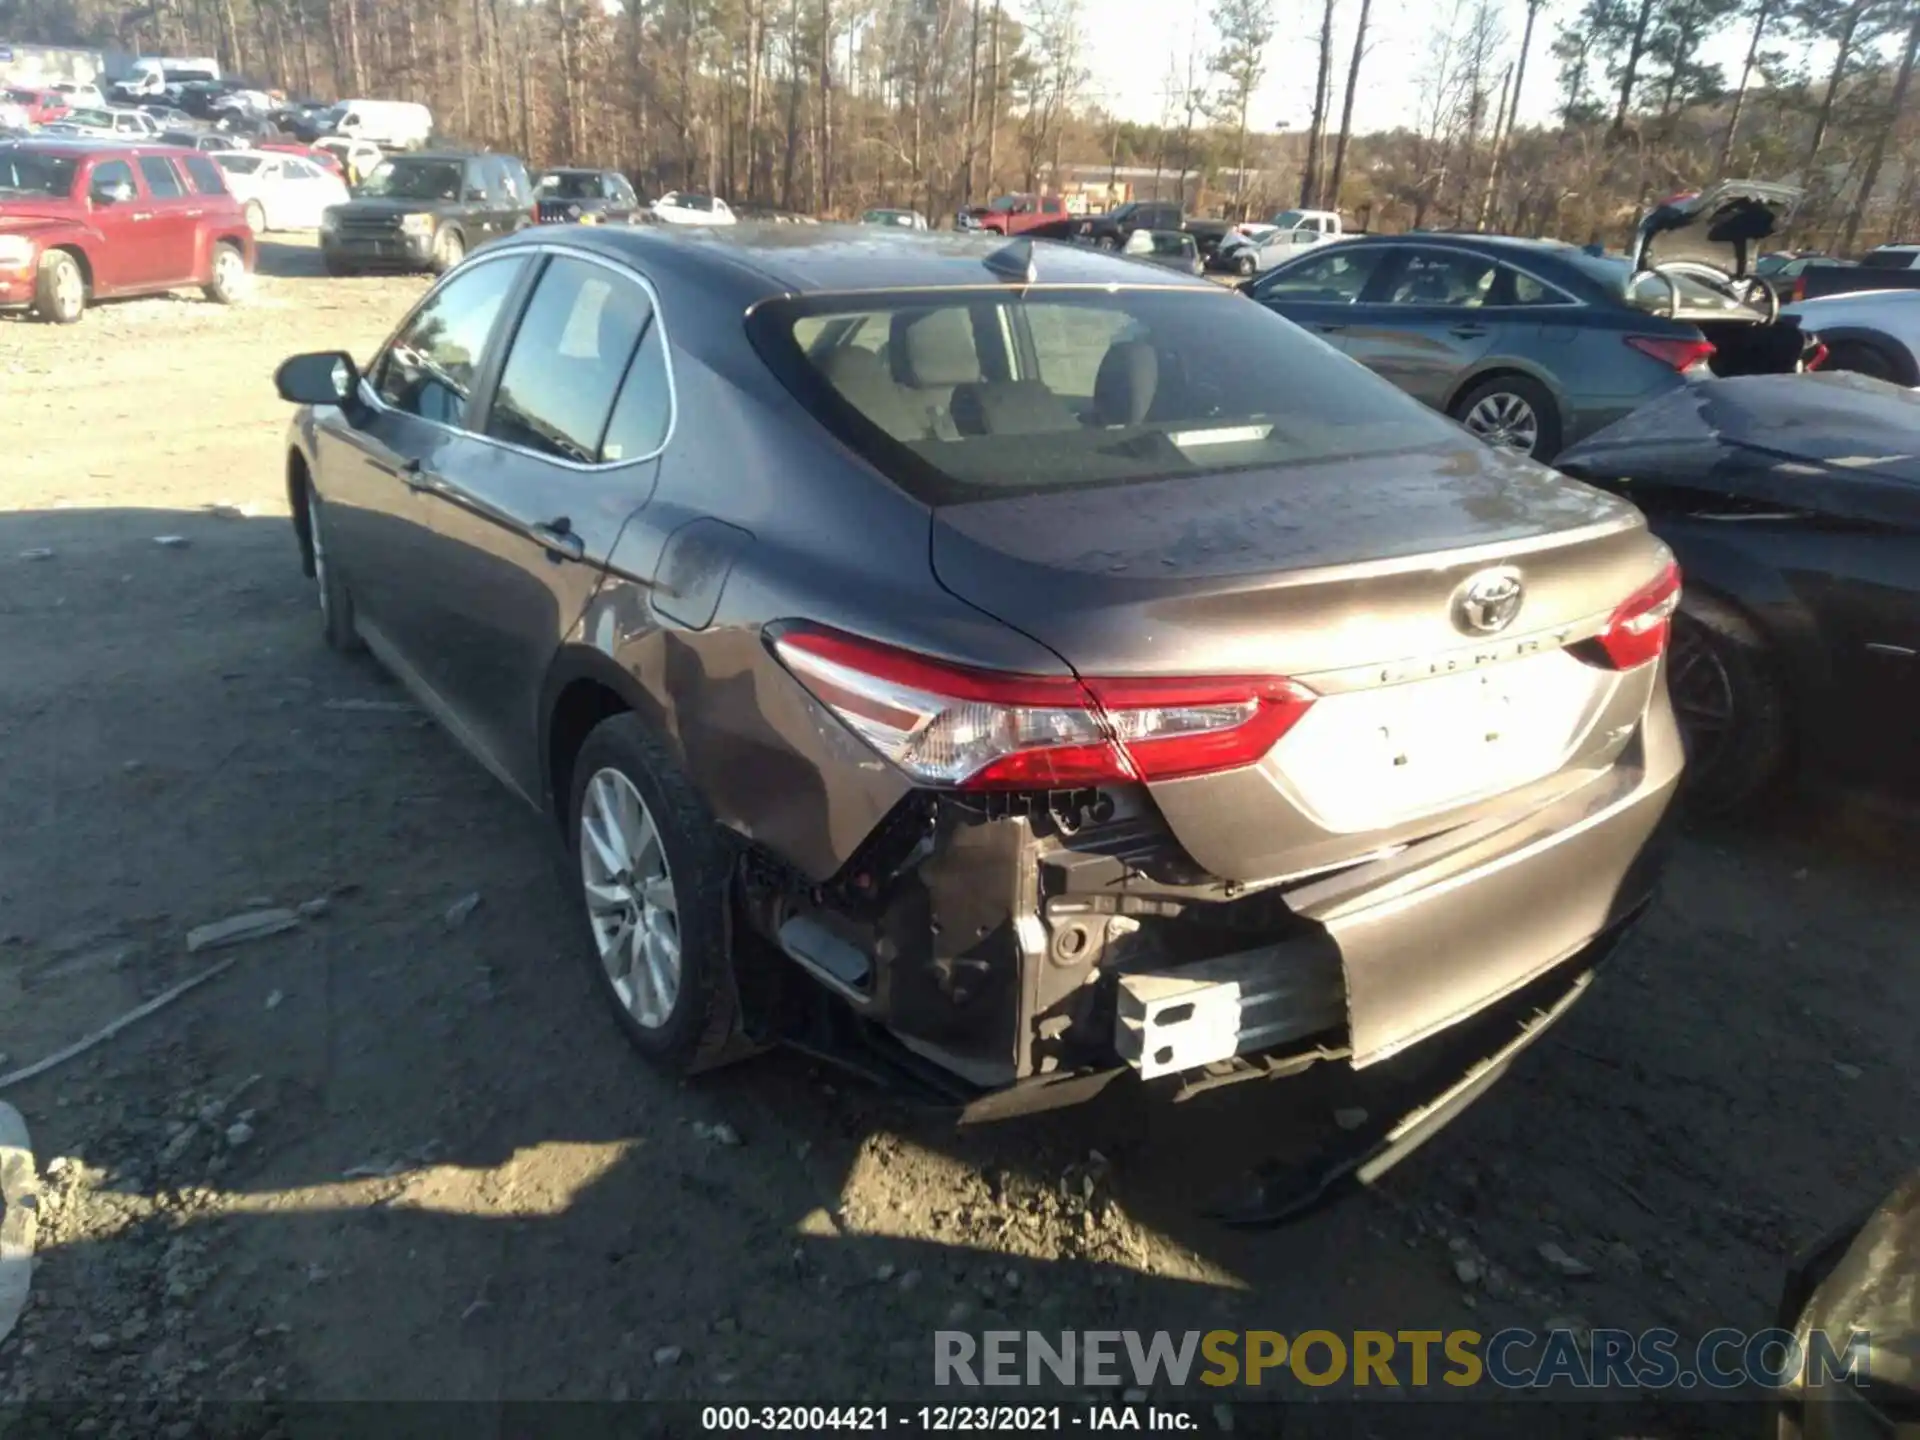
1218, 208, 1351, 276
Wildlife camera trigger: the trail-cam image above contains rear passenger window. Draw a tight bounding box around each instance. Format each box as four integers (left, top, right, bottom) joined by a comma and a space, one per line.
138, 156, 184, 198
488, 257, 653, 462
182, 154, 226, 194
374, 256, 525, 427
88, 159, 135, 199
600, 320, 672, 461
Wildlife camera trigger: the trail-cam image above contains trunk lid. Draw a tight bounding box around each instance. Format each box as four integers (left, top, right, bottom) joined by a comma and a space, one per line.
1633, 180, 1802, 280
930, 438, 1669, 881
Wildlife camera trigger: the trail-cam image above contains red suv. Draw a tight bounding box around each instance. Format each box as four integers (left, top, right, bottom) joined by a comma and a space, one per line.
4, 88, 68, 126
0, 138, 255, 324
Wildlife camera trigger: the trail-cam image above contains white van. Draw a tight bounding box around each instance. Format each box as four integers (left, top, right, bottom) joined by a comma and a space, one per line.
330, 100, 432, 151
115, 56, 220, 97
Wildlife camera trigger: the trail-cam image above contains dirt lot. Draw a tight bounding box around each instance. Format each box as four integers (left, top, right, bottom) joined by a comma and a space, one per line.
1, 236, 1917, 1431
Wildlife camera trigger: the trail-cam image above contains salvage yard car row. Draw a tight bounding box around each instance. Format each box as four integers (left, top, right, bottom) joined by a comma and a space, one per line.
6, 155, 1917, 1209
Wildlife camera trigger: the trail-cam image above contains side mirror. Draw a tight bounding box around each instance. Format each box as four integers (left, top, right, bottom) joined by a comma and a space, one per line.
275, 351, 359, 406
92, 178, 135, 205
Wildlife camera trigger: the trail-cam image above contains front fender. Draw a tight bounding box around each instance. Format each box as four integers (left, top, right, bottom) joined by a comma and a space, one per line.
1650, 518, 1834, 738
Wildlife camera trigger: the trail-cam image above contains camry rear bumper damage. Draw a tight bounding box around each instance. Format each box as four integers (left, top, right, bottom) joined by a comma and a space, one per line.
738, 696, 1682, 1126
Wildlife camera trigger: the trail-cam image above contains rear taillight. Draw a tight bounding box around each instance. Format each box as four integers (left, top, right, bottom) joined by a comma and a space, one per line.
1625, 335, 1716, 372
1791, 276, 1808, 303
772, 626, 1315, 790
1804, 341, 1829, 371
1590, 562, 1682, 670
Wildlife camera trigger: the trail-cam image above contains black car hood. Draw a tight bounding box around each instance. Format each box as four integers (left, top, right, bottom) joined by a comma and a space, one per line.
1633, 180, 1802, 280
1555, 372, 1920, 529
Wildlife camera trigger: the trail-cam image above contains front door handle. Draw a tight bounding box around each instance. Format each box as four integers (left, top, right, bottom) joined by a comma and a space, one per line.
131, 211, 153, 222
531, 517, 585, 561
1450, 324, 1489, 339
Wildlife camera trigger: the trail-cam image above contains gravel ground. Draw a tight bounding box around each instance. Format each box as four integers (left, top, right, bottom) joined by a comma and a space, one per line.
0, 235, 1916, 1432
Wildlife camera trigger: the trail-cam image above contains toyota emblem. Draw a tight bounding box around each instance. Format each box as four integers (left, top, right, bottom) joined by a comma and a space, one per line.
1453, 567, 1525, 635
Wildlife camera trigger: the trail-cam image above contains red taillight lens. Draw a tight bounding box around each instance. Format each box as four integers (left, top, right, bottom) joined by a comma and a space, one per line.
772, 626, 1316, 790
1625, 335, 1716, 372
1590, 562, 1682, 670
1792, 275, 1808, 303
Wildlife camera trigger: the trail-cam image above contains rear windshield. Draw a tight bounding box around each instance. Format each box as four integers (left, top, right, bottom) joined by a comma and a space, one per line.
540, 170, 601, 199
0, 151, 78, 197
751, 288, 1461, 505
1567, 253, 1761, 315
1861, 249, 1920, 271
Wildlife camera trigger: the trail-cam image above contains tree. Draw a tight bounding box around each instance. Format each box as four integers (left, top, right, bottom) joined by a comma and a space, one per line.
1207, 0, 1276, 203
1301, 0, 1338, 206
1328, 0, 1374, 209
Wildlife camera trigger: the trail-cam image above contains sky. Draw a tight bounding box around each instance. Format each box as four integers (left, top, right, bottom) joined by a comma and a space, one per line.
1080, 0, 1762, 136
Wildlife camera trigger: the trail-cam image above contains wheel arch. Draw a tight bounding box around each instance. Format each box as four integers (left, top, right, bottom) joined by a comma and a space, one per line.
47, 242, 94, 295
539, 645, 681, 833
1444, 360, 1567, 419
1655, 527, 1830, 749
1812, 325, 1920, 386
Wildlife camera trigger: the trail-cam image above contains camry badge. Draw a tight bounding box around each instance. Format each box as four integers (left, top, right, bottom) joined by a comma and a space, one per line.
1453, 567, 1525, 636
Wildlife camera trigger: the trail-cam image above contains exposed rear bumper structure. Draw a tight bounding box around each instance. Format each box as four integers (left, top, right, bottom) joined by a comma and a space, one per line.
741, 676, 1683, 1120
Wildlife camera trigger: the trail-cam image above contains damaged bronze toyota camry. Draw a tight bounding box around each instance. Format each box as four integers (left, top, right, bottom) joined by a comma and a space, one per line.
271, 223, 1684, 1131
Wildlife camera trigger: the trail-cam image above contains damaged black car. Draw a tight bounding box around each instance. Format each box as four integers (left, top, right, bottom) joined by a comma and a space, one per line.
1558, 372, 1920, 812
271, 224, 1686, 1135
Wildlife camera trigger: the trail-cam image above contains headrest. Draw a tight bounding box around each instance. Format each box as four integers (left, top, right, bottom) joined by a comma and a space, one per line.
1093, 341, 1159, 426
820, 345, 925, 440
950, 381, 1081, 437
892, 308, 980, 388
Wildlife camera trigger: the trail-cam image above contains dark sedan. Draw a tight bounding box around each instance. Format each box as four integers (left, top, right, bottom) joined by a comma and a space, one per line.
272, 224, 1683, 1128
534, 167, 644, 225
1558, 373, 1920, 811
1246, 204, 1815, 462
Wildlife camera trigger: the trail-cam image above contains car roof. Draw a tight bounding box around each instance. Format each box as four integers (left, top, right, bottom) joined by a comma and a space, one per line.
491, 222, 1221, 306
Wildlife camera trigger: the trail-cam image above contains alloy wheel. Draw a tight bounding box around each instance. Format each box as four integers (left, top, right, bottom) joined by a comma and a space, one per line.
579, 768, 681, 1030
1462, 391, 1541, 455
213, 247, 246, 296
52, 261, 82, 320
1667, 618, 1736, 781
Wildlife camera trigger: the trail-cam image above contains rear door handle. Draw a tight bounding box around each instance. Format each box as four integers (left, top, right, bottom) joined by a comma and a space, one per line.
1450, 324, 1489, 339
531, 517, 585, 561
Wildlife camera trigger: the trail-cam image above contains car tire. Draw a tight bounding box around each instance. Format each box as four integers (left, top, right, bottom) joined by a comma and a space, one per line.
1236, 253, 1255, 276
1451, 373, 1563, 461
243, 200, 266, 234
202, 241, 250, 305
304, 481, 363, 653
32, 249, 85, 324
1667, 592, 1791, 816
567, 713, 741, 1076
1821, 338, 1904, 384
430, 226, 465, 274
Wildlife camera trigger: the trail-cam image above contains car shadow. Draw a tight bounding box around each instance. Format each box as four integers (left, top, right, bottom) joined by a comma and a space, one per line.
253, 238, 332, 280
0, 504, 1898, 1431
